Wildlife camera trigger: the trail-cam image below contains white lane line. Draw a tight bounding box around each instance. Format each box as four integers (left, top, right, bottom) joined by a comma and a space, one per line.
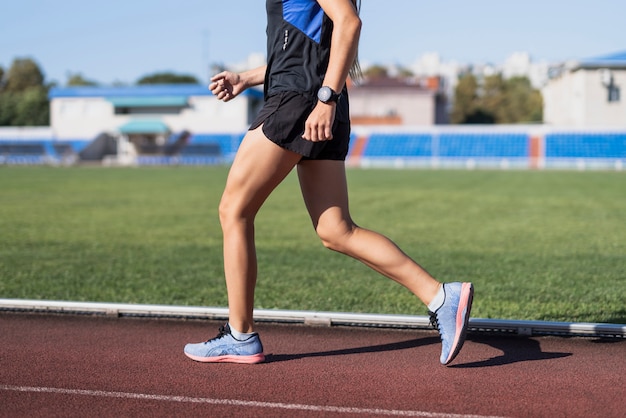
0, 384, 505, 418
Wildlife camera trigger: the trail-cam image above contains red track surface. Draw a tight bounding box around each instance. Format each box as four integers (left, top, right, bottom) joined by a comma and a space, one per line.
1, 313, 624, 417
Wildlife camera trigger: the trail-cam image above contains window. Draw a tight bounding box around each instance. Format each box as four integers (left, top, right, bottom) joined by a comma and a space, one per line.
608, 85, 620, 103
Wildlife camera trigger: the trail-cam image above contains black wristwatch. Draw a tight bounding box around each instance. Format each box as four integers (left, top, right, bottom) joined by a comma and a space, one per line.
317, 86, 340, 104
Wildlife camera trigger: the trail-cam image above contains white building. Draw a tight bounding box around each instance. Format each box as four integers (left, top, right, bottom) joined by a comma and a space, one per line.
49, 84, 263, 143
542, 51, 626, 127
349, 77, 447, 125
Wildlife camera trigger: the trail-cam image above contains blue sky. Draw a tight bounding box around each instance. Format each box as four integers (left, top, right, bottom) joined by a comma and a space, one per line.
1, 0, 625, 85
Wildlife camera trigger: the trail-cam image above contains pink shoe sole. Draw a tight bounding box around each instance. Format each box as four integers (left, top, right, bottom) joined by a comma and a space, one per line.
185, 352, 265, 364
443, 282, 474, 365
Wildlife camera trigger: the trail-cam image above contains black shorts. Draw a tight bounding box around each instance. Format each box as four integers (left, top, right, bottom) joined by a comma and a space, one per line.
249, 91, 351, 161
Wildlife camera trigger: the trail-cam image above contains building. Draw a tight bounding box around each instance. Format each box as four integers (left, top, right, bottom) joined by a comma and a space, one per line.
38, 79, 445, 164
48, 84, 263, 160
348, 77, 448, 125
542, 51, 626, 127
2, 54, 624, 169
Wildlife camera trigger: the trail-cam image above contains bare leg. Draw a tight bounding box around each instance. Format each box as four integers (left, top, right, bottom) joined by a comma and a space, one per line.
297, 159, 441, 305
219, 126, 302, 333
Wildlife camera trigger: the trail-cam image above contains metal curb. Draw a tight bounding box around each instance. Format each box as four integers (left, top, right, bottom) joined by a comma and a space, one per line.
1, 299, 624, 338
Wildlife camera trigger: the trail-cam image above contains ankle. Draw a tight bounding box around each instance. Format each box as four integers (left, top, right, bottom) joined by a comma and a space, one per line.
427, 283, 445, 312
228, 323, 255, 339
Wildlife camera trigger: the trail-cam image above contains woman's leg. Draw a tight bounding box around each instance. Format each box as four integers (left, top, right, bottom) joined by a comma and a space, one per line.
219, 126, 302, 333
296, 159, 441, 305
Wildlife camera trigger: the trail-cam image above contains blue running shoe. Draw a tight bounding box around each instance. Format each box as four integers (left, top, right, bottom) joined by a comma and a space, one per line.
184, 324, 265, 364
429, 282, 474, 365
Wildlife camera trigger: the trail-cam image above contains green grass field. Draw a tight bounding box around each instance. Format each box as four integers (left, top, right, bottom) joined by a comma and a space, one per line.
1, 166, 624, 323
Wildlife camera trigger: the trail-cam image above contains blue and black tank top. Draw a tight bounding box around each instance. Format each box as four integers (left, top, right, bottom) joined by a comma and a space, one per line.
264, 0, 349, 120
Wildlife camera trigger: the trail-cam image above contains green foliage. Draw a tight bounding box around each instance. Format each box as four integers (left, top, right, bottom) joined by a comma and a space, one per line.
452, 73, 543, 124
1, 167, 624, 324
0, 87, 49, 126
0, 58, 50, 126
362, 65, 389, 79
0, 91, 16, 125
3, 58, 45, 93
136, 72, 200, 85
451, 74, 483, 124
66, 73, 99, 86
500, 76, 543, 123
13, 86, 49, 126
396, 67, 414, 77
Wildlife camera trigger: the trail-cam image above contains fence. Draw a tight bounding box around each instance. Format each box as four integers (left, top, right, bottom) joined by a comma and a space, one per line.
1, 126, 625, 170
348, 126, 626, 170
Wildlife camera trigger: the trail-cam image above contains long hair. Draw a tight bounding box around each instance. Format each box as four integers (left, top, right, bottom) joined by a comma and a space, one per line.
348, 0, 363, 82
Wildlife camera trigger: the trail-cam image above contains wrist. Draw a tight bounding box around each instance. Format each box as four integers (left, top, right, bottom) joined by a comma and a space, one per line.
317, 86, 341, 104
238, 72, 251, 89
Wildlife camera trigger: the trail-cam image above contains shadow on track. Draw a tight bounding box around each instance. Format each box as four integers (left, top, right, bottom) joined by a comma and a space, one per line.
450, 335, 572, 368
265, 336, 440, 363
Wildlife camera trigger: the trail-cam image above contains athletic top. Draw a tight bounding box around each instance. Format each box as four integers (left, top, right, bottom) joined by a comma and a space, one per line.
264, 0, 349, 122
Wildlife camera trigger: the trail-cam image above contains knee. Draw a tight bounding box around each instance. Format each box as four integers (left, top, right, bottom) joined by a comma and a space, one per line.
315, 222, 355, 253
218, 195, 250, 230
218, 198, 232, 230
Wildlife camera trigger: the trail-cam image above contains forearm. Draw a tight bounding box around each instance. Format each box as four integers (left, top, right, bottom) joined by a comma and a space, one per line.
323, 13, 361, 92
240, 65, 267, 89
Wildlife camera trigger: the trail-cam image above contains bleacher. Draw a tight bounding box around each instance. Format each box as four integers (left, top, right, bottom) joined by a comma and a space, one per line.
189, 134, 244, 158
135, 134, 244, 166
0, 142, 50, 165
541, 131, 626, 170
546, 132, 626, 158
2, 128, 625, 169
437, 132, 527, 158
357, 129, 531, 169
363, 133, 432, 158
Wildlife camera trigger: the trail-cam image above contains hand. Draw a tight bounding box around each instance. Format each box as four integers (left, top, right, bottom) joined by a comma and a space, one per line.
302, 102, 336, 142
209, 71, 245, 102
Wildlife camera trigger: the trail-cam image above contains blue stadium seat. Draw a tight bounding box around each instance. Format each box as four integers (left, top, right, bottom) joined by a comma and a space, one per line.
545, 132, 626, 159
190, 134, 245, 156
438, 132, 528, 158
361, 132, 528, 159
0, 142, 50, 165
363, 133, 432, 157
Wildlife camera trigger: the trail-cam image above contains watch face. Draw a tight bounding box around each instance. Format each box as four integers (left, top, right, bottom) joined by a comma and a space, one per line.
318, 87, 332, 102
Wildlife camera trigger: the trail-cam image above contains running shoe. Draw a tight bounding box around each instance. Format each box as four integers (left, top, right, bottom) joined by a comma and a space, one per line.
184, 324, 265, 364
428, 282, 474, 365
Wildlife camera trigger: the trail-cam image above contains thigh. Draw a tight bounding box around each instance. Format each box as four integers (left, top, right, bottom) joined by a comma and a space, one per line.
296, 159, 353, 230
222, 126, 302, 217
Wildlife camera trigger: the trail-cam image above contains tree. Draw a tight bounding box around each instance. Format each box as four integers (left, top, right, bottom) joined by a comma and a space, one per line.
0, 58, 49, 126
66, 73, 99, 86
500, 77, 543, 123
136, 72, 199, 85
13, 86, 49, 126
396, 67, 414, 78
0, 92, 17, 125
451, 73, 542, 124
362, 65, 389, 79
451, 73, 485, 124
481, 74, 506, 119
4, 58, 45, 93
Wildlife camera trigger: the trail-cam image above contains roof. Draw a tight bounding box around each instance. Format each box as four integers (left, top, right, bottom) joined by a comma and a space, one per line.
108, 96, 189, 108
577, 50, 626, 69
118, 119, 170, 134
49, 84, 264, 100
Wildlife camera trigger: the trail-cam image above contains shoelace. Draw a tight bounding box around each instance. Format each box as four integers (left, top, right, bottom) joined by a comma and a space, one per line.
204, 325, 229, 344
428, 311, 440, 331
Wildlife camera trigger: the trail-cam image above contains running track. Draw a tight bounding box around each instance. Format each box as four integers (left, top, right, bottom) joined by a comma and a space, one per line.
1, 313, 624, 417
